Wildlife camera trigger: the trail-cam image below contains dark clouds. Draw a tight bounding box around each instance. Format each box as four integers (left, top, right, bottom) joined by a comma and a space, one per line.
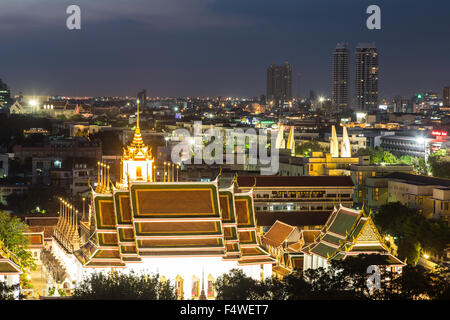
0, 0, 449, 98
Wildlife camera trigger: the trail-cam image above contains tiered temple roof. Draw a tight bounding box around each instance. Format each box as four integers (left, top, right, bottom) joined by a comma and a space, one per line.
23, 231, 45, 249
64, 101, 275, 268
301, 204, 405, 266
260, 220, 303, 277
235, 192, 275, 266
0, 240, 22, 276
72, 177, 276, 267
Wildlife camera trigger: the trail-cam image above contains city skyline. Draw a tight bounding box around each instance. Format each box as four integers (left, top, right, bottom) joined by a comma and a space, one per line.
0, 0, 449, 99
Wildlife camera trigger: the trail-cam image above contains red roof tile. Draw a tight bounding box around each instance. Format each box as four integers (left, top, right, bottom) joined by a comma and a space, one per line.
263, 220, 296, 247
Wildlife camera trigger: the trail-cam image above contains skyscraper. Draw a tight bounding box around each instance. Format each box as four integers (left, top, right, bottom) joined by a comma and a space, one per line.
332, 43, 350, 109
0, 79, 12, 108
354, 43, 378, 111
267, 62, 292, 107
444, 86, 450, 108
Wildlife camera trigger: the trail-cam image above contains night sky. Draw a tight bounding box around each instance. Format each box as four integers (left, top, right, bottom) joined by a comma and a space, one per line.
1, 0, 449, 99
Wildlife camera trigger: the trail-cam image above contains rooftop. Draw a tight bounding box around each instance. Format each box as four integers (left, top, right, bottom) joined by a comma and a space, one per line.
237, 176, 354, 188
386, 172, 450, 187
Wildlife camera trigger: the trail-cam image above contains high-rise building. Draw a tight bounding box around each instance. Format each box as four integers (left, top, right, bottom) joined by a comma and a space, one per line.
332, 43, 350, 109
137, 89, 147, 107
354, 43, 378, 111
267, 62, 292, 107
443, 86, 450, 108
392, 96, 412, 113
0, 79, 12, 108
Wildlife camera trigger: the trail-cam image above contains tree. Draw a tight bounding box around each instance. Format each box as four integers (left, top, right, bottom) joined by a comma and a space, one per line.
0, 211, 36, 271
296, 140, 326, 157
373, 202, 450, 264
72, 272, 177, 300
428, 150, 450, 178
215, 269, 260, 300
0, 282, 19, 300
355, 147, 398, 164
382, 151, 398, 164
429, 266, 450, 299
399, 155, 413, 165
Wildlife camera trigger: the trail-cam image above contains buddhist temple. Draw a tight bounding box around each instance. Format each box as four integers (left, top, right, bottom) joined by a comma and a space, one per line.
260, 220, 304, 278
50, 101, 276, 299
0, 240, 22, 298
301, 204, 405, 271
260, 205, 405, 278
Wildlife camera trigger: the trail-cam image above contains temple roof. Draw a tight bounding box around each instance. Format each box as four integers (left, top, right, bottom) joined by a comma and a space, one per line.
0, 240, 22, 275
23, 232, 44, 248
122, 100, 152, 161
302, 205, 405, 266
262, 220, 298, 248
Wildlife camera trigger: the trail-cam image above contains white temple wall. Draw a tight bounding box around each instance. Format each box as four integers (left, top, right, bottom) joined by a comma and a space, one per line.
56, 255, 272, 299
50, 239, 84, 285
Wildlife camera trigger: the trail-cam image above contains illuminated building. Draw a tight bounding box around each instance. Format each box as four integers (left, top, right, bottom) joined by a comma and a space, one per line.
307, 125, 359, 176
386, 172, 450, 223
444, 86, 450, 109
50, 101, 275, 299
267, 62, 292, 107
236, 175, 355, 231
380, 135, 432, 159
355, 43, 378, 111
333, 42, 350, 109
301, 205, 405, 271
0, 79, 12, 108
260, 220, 318, 278
0, 241, 21, 299
350, 162, 414, 208
260, 205, 405, 278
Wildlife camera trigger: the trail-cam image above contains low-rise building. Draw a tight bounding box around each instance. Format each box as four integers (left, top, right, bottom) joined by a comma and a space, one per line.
0, 184, 28, 205
387, 172, 450, 222
71, 164, 95, 196
306, 152, 359, 176
350, 162, 414, 207
380, 135, 431, 158
236, 176, 355, 231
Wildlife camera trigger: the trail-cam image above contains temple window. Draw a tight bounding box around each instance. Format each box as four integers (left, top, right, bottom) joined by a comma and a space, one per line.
192, 275, 200, 299
175, 275, 184, 299
136, 166, 142, 178
207, 274, 215, 299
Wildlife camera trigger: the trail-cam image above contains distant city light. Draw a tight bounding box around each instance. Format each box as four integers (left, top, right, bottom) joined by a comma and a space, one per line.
431, 131, 447, 137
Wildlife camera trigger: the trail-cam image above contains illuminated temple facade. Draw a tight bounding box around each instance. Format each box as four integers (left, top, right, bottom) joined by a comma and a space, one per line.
51, 103, 275, 299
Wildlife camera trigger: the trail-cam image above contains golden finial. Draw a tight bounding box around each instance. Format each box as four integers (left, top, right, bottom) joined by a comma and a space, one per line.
136, 99, 140, 131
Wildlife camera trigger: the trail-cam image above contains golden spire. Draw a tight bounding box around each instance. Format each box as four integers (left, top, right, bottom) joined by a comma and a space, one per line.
122, 98, 151, 161
118, 98, 155, 187
136, 99, 140, 130
131, 99, 144, 147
